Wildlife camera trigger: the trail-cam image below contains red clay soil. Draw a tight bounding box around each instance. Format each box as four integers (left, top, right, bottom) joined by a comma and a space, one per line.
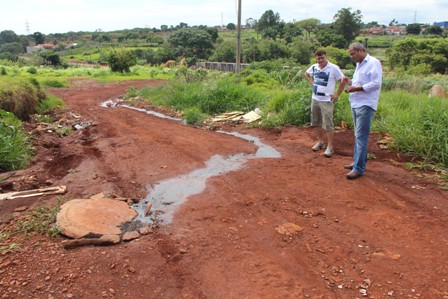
1, 79, 447, 298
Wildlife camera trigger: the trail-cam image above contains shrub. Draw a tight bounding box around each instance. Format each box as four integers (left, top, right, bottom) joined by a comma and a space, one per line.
27, 67, 38, 74
0, 77, 46, 121
106, 49, 137, 73
183, 107, 208, 125
0, 110, 32, 171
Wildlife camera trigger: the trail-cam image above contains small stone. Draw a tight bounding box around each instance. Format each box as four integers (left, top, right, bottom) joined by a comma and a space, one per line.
122, 231, 140, 241
14, 206, 29, 212
138, 227, 153, 235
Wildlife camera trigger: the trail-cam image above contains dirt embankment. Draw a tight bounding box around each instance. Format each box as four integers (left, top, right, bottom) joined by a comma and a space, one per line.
0, 79, 447, 298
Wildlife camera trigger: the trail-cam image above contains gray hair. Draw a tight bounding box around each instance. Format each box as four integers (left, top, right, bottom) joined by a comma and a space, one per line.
349, 42, 366, 52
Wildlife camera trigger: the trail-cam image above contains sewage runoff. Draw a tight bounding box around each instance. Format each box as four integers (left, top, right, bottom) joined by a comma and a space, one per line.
102, 98, 281, 225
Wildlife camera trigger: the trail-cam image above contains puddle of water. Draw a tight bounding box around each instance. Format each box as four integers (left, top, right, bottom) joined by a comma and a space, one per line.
133, 153, 249, 224
101, 99, 183, 122
133, 131, 280, 224
102, 98, 281, 225
218, 131, 281, 159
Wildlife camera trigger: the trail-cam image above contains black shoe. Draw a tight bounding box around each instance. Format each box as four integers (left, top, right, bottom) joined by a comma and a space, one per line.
344, 164, 354, 170
346, 171, 362, 180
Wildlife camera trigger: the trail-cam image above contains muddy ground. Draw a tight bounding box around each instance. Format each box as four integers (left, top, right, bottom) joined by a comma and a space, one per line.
0, 79, 447, 299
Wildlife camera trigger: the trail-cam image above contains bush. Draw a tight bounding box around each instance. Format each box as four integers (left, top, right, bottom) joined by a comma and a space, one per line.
0, 110, 32, 171
106, 49, 137, 73
0, 77, 46, 121
183, 107, 208, 125
35, 94, 64, 115
27, 67, 38, 74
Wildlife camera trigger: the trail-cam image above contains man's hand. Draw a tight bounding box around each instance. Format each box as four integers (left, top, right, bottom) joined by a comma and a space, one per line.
330, 94, 339, 102
341, 76, 351, 85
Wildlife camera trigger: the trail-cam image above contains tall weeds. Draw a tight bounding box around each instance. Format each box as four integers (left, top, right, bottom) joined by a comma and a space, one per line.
0, 110, 32, 171
377, 90, 448, 166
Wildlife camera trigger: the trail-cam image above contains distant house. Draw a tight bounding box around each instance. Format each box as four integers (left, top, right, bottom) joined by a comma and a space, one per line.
362, 26, 385, 35
361, 25, 406, 36
384, 26, 406, 36
26, 43, 57, 54
434, 21, 448, 29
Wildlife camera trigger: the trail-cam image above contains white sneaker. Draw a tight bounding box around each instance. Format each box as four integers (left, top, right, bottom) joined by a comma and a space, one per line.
311, 142, 326, 151
324, 147, 334, 157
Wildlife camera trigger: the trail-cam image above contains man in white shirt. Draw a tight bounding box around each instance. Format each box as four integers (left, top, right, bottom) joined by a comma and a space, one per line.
342, 42, 383, 179
305, 50, 346, 157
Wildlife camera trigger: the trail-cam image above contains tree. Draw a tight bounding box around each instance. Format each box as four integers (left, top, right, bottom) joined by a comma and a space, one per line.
289, 38, 314, 65
206, 28, 219, 43
424, 25, 443, 35
295, 18, 321, 40
41, 52, 63, 66
146, 33, 164, 44
106, 50, 137, 73
364, 21, 379, 28
0, 30, 19, 44
315, 30, 346, 48
242, 37, 261, 63
386, 38, 418, 70
226, 23, 236, 30
33, 32, 45, 44
0, 42, 23, 55
333, 8, 363, 45
282, 22, 302, 44
168, 28, 214, 59
209, 40, 236, 62
257, 10, 284, 40
389, 19, 398, 26
0, 52, 18, 61
406, 24, 422, 35
245, 18, 257, 29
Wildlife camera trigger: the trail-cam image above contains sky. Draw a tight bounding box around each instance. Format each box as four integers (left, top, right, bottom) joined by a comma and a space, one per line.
1, 0, 447, 35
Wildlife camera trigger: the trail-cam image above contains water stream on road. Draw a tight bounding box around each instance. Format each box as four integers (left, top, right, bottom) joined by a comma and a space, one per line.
102, 99, 281, 225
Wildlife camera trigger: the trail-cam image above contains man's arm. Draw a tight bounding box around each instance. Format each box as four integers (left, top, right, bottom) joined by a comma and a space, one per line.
304, 72, 314, 87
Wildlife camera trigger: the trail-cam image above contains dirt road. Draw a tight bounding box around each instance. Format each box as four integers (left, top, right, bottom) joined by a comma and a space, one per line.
1, 79, 447, 298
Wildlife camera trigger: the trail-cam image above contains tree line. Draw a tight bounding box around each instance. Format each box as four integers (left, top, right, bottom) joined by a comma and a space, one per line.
0, 8, 447, 74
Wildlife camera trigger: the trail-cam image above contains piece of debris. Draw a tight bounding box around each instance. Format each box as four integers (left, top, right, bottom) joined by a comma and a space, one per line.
276, 223, 304, 235
63, 235, 121, 250
122, 231, 140, 241
211, 111, 245, 122
14, 206, 29, 212
74, 122, 91, 130
211, 109, 263, 124
241, 109, 262, 123
377, 134, 394, 149
144, 203, 153, 216
139, 226, 153, 235
0, 185, 67, 201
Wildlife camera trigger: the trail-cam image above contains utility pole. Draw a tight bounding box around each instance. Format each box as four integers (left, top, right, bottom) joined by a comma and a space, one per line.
235, 0, 242, 73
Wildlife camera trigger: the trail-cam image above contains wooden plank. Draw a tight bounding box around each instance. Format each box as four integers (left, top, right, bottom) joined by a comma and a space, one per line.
0, 186, 67, 201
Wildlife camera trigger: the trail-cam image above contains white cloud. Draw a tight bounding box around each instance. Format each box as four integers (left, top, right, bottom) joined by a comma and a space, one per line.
0, 0, 445, 35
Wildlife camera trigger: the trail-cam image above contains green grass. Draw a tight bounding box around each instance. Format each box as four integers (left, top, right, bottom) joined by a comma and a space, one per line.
0, 110, 32, 171
1, 58, 447, 174
0, 197, 68, 245
376, 90, 448, 166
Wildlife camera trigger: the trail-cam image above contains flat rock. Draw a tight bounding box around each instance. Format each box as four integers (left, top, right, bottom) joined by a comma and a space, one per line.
56, 197, 137, 239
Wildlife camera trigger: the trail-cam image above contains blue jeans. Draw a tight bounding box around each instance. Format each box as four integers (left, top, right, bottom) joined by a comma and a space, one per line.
351, 106, 375, 175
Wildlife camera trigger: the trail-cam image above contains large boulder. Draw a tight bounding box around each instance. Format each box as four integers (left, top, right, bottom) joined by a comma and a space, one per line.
428, 84, 448, 99
56, 196, 137, 239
